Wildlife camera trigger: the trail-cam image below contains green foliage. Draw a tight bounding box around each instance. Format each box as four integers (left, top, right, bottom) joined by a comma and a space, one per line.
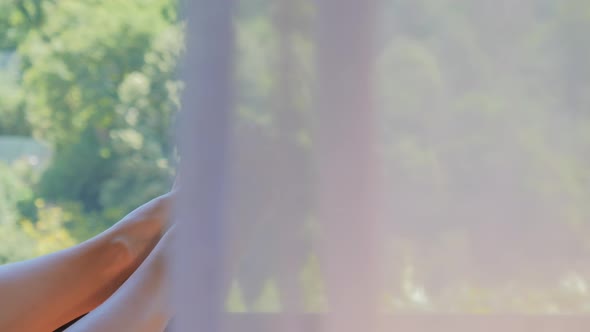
19, 0, 172, 148
226, 280, 248, 313
12, 0, 182, 230
0, 162, 36, 263
299, 254, 328, 312
0, 162, 33, 222
0, 0, 49, 51
21, 202, 77, 256
0, 222, 36, 264
0, 53, 29, 135
251, 279, 282, 313
0, 0, 181, 257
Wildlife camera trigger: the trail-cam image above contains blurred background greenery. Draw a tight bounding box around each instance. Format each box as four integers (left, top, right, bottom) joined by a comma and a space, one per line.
1, 0, 590, 314
0, 0, 181, 261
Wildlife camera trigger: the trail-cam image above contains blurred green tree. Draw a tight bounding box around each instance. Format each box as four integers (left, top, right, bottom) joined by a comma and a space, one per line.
13, 0, 181, 230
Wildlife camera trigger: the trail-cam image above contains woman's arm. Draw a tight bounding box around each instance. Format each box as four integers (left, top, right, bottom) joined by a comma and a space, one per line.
0, 193, 172, 332
66, 228, 174, 332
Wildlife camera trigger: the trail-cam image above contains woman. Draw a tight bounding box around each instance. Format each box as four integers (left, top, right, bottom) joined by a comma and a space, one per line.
0, 190, 175, 332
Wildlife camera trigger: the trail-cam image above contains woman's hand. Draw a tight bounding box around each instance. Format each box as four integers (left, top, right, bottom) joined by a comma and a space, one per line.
0, 189, 176, 332
101, 191, 175, 282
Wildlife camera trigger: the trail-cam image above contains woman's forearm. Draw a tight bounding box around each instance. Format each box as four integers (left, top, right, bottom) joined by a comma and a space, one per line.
0, 194, 171, 332
0, 233, 134, 331
66, 229, 173, 332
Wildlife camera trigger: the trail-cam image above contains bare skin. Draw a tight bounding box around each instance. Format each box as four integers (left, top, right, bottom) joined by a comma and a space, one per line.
0, 192, 173, 332
66, 227, 174, 332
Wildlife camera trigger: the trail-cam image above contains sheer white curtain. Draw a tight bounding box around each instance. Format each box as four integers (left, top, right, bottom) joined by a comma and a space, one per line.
173, 0, 590, 331
174, 1, 379, 331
